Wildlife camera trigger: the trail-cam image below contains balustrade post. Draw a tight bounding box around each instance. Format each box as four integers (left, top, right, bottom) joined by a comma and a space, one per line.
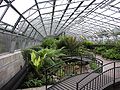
113, 62, 115, 86
76, 83, 78, 90
45, 70, 47, 90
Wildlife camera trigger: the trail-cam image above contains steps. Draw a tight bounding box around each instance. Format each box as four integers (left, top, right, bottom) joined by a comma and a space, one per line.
48, 73, 99, 90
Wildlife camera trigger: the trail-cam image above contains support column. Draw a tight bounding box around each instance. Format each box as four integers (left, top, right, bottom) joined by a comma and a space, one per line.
10, 36, 17, 53
21, 39, 27, 49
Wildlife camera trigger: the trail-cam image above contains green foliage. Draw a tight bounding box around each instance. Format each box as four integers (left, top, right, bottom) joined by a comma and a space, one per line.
94, 40, 120, 60
56, 35, 66, 49
90, 61, 98, 70
56, 69, 65, 77
57, 35, 82, 56
22, 49, 33, 63
95, 46, 106, 54
31, 45, 42, 51
115, 40, 120, 51
41, 37, 59, 49
30, 50, 45, 72
57, 35, 79, 49
21, 35, 97, 89
29, 48, 65, 76
22, 78, 42, 88
102, 48, 120, 60
89, 61, 102, 73
65, 36, 80, 50
38, 48, 65, 58
82, 40, 94, 49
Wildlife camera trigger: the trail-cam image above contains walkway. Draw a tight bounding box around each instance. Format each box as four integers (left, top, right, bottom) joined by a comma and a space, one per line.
19, 56, 120, 90
48, 73, 98, 90
96, 55, 120, 73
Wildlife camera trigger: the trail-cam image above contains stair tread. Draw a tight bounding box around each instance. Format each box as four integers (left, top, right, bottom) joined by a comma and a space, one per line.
48, 73, 99, 90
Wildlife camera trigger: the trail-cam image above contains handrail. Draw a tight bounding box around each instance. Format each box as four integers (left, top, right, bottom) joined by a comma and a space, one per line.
43, 57, 79, 72
45, 57, 83, 90
44, 56, 99, 71
96, 58, 103, 64
44, 56, 103, 90
76, 61, 116, 90
80, 67, 115, 89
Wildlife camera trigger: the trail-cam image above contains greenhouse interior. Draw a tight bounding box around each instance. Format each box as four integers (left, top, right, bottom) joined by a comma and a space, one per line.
0, 0, 120, 90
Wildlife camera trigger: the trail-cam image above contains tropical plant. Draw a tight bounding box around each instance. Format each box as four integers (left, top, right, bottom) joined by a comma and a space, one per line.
89, 61, 98, 70
22, 49, 33, 64
31, 45, 42, 51
82, 40, 94, 49
30, 50, 45, 73
22, 78, 42, 88
29, 48, 66, 78
57, 35, 81, 56
41, 37, 59, 49
65, 36, 80, 50
95, 46, 106, 54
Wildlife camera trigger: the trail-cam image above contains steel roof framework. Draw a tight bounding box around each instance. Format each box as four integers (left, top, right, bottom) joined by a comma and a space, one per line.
0, 0, 120, 41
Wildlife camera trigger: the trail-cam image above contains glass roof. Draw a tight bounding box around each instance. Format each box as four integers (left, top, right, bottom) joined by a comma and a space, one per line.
0, 0, 120, 41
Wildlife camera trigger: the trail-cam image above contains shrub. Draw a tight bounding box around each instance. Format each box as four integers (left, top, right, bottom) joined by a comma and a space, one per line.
95, 46, 106, 54
89, 61, 98, 70
82, 40, 94, 49
21, 78, 42, 88
41, 37, 58, 49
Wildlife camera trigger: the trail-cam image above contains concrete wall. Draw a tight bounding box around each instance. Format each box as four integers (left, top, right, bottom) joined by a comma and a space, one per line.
0, 51, 25, 88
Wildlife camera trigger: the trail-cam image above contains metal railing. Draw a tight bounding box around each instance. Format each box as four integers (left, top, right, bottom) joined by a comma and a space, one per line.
76, 62, 120, 90
44, 58, 83, 90
44, 56, 103, 90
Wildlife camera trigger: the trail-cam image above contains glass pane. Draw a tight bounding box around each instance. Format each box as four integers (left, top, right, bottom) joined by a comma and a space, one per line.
12, 0, 35, 13
2, 7, 19, 25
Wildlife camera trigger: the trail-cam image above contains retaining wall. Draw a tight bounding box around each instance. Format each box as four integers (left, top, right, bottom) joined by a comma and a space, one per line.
0, 51, 25, 88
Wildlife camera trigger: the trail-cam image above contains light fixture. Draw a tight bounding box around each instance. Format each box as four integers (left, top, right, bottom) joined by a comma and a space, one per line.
100, 0, 116, 9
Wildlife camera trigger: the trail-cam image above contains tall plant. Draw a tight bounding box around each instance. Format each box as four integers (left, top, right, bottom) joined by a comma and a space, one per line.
29, 48, 65, 77
30, 50, 46, 73
57, 35, 80, 56
41, 37, 59, 49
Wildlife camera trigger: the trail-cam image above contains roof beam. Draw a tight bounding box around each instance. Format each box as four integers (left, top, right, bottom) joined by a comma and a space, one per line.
4, 0, 44, 39
53, 0, 72, 34
34, 0, 47, 36
50, 0, 56, 35
55, 1, 84, 34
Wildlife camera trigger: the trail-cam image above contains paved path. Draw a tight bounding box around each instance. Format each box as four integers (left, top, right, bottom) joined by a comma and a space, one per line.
96, 55, 120, 71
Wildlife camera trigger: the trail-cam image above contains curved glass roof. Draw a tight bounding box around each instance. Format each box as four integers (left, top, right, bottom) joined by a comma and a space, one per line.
0, 0, 120, 41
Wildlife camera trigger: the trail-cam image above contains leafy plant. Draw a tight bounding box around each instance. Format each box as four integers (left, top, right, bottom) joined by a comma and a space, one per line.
30, 50, 45, 73
82, 40, 94, 49
94, 41, 120, 60
102, 48, 120, 60
95, 46, 106, 54
89, 61, 98, 70
28, 47, 65, 78
22, 78, 42, 88
41, 37, 59, 49
57, 35, 81, 56
22, 49, 33, 64
65, 36, 80, 50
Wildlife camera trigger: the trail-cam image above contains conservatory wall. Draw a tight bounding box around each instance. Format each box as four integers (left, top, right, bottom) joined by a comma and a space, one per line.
0, 51, 25, 88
